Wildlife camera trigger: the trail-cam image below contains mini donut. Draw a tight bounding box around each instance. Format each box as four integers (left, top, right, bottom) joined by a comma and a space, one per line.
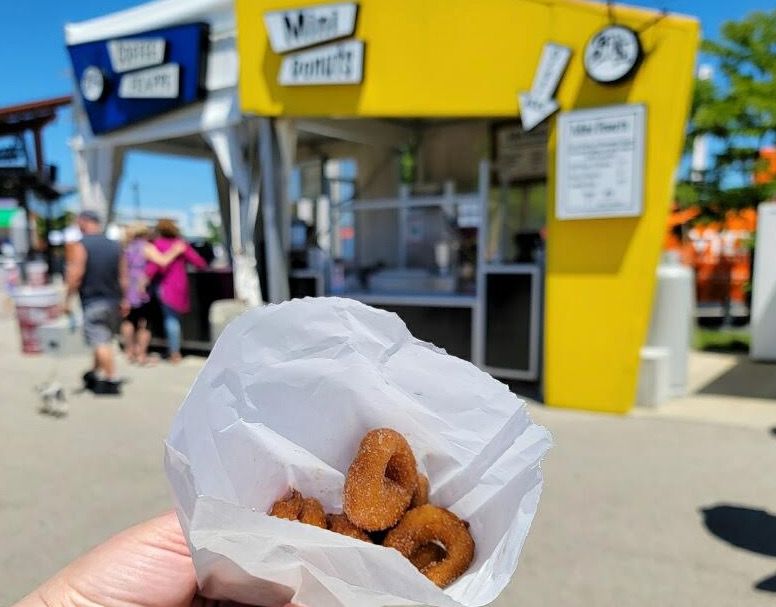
411, 473, 429, 508
384, 504, 475, 587
410, 542, 446, 571
327, 513, 373, 542
269, 489, 303, 520
343, 428, 418, 531
299, 498, 327, 528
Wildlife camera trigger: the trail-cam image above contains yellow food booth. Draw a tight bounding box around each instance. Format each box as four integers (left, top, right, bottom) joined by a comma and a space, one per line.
234, 0, 699, 414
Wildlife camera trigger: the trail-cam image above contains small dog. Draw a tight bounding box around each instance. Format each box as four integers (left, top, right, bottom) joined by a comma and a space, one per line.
36, 381, 69, 417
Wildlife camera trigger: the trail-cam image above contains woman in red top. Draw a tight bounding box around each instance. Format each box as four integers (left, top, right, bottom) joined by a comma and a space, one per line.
146, 219, 207, 363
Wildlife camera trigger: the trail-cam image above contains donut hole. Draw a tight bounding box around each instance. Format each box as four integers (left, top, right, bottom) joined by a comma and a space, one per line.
385, 454, 414, 492
410, 541, 448, 571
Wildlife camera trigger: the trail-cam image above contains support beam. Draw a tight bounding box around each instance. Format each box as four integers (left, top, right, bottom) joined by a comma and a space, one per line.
295, 118, 414, 148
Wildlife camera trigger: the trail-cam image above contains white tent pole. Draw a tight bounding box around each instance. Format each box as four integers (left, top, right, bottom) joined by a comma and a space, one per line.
259, 117, 290, 303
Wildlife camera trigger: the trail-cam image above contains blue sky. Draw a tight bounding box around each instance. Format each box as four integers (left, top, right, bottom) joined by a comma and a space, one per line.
1, 0, 774, 216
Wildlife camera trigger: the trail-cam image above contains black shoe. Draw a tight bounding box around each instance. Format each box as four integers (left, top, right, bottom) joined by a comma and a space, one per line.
83, 371, 97, 391
92, 379, 122, 396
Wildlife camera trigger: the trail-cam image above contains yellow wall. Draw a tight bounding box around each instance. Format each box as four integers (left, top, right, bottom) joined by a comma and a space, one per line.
235, 0, 699, 413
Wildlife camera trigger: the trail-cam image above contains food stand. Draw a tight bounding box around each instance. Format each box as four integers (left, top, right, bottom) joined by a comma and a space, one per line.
234, 0, 699, 413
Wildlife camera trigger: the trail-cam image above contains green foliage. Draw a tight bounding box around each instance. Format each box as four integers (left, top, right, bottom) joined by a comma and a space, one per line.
35, 211, 75, 244
205, 217, 224, 246
693, 327, 750, 353
679, 10, 776, 219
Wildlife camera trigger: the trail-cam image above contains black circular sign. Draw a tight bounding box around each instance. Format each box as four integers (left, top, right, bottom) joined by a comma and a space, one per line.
584, 25, 642, 85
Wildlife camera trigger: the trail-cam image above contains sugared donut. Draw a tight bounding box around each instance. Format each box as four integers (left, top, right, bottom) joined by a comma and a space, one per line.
343, 428, 418, 531
270, 491, 327, 529
384, 504, 475, 587
299, 498, 327, 528
411, 473, 429, 508
327, 513, 373, 542
269, 489, 303, 520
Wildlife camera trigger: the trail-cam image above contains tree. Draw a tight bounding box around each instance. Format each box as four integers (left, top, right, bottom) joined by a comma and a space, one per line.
677, 10, 776, 220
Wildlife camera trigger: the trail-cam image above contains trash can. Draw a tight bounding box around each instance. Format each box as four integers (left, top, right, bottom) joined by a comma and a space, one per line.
12, 285, 62, 354
25, 261, 48, 286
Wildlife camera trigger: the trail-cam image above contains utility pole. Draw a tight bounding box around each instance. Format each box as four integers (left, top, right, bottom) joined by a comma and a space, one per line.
132, 181, 140, 220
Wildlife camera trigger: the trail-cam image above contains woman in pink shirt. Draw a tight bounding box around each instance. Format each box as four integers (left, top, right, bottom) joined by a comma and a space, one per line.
146, 219, 207, 363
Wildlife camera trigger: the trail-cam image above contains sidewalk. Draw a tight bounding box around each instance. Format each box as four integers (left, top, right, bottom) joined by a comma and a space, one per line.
633, 350, 776, 430
2, 318, 776, 606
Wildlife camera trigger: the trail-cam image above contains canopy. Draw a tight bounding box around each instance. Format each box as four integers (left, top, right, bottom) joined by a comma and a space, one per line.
65, 0, 289, 304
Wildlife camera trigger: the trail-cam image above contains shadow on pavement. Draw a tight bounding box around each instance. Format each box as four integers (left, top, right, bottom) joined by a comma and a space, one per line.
698, 357, 776, 400
756, 574, 776, 592
701, 504, 776, 593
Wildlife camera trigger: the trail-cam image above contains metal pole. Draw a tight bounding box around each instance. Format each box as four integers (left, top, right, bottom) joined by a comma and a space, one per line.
132, 182, 141, 220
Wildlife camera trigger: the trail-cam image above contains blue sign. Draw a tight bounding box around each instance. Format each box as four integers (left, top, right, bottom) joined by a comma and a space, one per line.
67, 23, 209, 134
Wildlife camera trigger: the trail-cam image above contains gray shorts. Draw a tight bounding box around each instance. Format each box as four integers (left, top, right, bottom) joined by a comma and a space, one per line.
83, 300, 120, 347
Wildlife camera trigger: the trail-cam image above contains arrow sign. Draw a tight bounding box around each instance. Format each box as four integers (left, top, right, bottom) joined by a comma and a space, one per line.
519, 43, 572, 131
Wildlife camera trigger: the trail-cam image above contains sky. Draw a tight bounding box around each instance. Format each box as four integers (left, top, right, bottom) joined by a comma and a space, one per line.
1, 0, 774, 217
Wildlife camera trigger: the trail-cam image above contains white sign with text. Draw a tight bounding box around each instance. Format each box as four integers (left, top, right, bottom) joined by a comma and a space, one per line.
556, 104, 646, 219
264, 3, 358, 54
278, 39, 363, 86
118, 63, 180, 99
107, 38, 166, 73
518, 43, 571, 131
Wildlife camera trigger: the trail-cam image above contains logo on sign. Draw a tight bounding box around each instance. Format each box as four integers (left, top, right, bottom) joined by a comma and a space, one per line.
279, 39, 363, 86
118, 63, 180, 99
107, 38, 166, 73
584, 25, 642, 85
264, 2, 358, 53
80, 66, 106, 102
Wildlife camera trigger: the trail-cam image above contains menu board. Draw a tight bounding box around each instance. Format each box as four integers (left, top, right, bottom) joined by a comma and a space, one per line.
556, 104, 645, 220
494, 122, 548, 182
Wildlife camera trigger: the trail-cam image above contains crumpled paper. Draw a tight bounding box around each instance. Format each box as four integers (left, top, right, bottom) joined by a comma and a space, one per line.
165, 297, 552, 607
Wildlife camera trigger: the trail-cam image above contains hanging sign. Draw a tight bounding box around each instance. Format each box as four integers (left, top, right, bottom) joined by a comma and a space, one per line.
518, 43, 571, 131
584, 25, 642, 85
118, 63, 180, 99
67, 22, 208, 134
556, 104, 646, 220
107, 38, 166, 73
279, 39, 364, 86
264, 3, 358, 54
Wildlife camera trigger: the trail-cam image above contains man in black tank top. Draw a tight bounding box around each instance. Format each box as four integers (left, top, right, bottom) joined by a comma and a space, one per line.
64, 210, 128, 395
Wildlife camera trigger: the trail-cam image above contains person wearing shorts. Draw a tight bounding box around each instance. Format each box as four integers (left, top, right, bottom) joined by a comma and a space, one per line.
64, 210, 128, 395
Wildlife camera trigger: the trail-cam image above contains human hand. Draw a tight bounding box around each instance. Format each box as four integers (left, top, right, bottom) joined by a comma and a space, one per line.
120, 298, 131, 317
13, 511, 303, 607
172, 241, 187, 256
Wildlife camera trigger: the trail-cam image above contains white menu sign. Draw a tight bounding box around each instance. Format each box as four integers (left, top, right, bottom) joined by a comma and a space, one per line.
264, 3, 358, 54
556, 104, 645, 220
279, 39, 363, 86
118, 63, 180, 99
107, 38, 166, 73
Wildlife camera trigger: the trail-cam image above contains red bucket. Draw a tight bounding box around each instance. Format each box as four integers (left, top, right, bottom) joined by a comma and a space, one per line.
13, 286, 61, 354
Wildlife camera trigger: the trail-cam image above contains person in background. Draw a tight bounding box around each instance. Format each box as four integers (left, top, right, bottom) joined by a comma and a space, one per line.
121, 223, 185, 365
64, 210, 127, 395
146, 218, 207, 363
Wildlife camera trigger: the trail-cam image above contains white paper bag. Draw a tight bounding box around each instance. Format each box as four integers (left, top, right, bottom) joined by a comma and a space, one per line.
165, 297, 552, 607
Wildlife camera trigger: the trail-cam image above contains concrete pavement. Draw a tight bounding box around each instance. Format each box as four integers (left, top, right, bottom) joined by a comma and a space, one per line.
2, 318, 776, 606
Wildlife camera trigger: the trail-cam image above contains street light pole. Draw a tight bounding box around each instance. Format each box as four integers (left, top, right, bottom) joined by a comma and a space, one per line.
133, 181, 140, 220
